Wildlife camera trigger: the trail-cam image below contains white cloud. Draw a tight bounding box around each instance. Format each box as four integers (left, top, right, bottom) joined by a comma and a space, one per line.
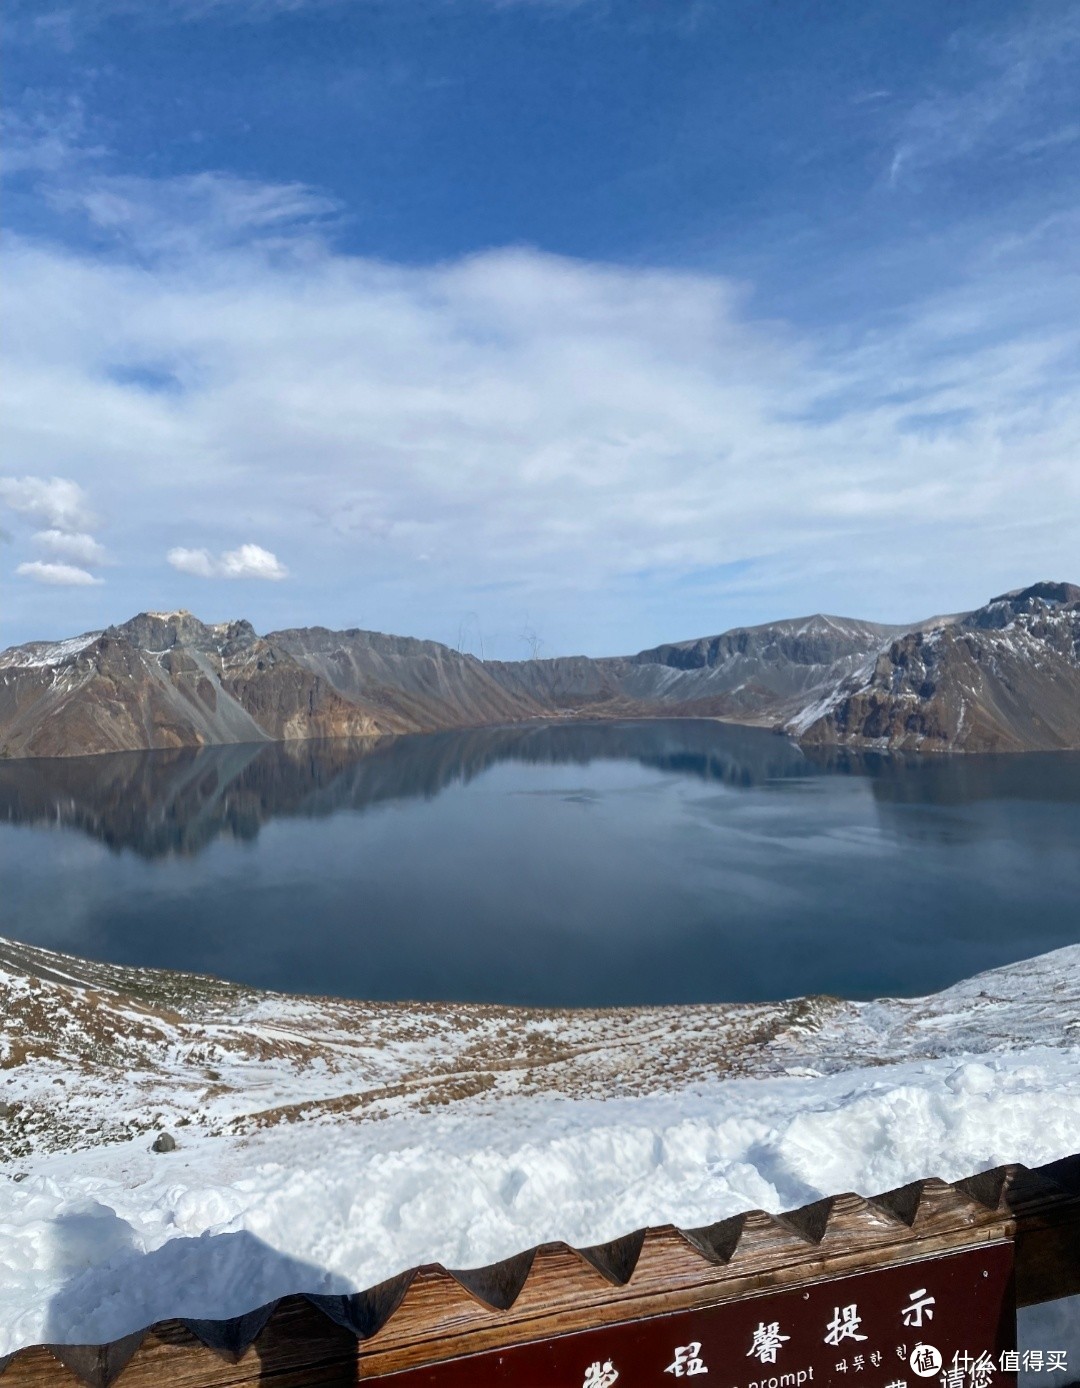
1, 478, 111, 592
166, 547, 217, 578
15, 560, 103, 586
32, 529, 108, 565
0, 476, 95, 532
2, 165, 1079, 651
168, 543, 288, 580
219, 543, 288, 580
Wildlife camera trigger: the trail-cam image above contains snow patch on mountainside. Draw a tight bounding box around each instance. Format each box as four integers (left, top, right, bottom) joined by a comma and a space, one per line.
0, 634, 102, 670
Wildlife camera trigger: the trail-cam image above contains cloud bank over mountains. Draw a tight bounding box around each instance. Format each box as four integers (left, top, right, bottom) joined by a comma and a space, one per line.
4, 159, 1078, 652
1, 3, 1078, 653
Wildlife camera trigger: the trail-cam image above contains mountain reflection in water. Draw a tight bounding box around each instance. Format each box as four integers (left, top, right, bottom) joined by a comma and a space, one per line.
2, 721, 1079, 1005
1, 722, 822, 857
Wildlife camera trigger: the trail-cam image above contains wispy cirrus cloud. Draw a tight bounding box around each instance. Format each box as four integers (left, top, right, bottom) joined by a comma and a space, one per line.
888, 6, 1080, 186
0, 102, 97, 175
47, 170, 342, 256
2, 151, 1079, 650
4, 0, 588, 48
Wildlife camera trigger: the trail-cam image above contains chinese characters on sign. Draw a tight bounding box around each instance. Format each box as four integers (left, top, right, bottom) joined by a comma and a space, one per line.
825, 1304, 869, 1346
747, 1322, 791, 1365
580, 1253, 1017, 1388
903, 1290, 937, 1329
664, 1342, 709, 1377
362, 1242, 1017, 1388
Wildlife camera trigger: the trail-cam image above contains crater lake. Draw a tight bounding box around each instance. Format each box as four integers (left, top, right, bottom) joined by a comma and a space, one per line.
3, 720, 1079, 1006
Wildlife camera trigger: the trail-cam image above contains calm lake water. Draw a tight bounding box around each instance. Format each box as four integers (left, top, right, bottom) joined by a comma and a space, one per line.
2, 721, 1079, 1006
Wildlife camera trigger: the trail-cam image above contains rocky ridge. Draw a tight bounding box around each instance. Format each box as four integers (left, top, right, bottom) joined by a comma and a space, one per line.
1, 581, 1078, 757
0, 611, 401, 759
792, 582, 1080, 753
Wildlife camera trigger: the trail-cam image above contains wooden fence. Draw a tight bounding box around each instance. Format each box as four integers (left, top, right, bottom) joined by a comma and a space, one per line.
3, 1152, 1077, 1387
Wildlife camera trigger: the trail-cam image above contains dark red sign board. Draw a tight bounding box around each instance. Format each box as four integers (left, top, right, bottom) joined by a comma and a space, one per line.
363, 1242, 1016, 1388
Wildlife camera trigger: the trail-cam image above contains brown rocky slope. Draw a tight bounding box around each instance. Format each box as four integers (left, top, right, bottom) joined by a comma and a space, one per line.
0, 611, 401, 759
790, 582, 1080, 753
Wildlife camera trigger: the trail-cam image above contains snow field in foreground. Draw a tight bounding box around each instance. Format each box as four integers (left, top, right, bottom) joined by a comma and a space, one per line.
1, 1044, 1078, 1357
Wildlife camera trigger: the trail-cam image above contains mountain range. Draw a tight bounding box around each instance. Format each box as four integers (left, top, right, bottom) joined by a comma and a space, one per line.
2, 580, 1078, 758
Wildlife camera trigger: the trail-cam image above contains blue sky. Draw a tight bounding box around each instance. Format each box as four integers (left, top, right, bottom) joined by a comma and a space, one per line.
2, 0, 1079, 656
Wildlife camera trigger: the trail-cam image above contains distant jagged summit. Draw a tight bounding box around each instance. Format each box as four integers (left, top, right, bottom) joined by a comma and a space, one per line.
2, 583, 1078, 757
989, 580, 1080, 606
108, 610, 260, 651
969, 581, 1080, 630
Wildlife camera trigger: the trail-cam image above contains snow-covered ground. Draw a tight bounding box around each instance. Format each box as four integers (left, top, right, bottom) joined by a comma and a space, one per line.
1, 936, 1078, 1364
